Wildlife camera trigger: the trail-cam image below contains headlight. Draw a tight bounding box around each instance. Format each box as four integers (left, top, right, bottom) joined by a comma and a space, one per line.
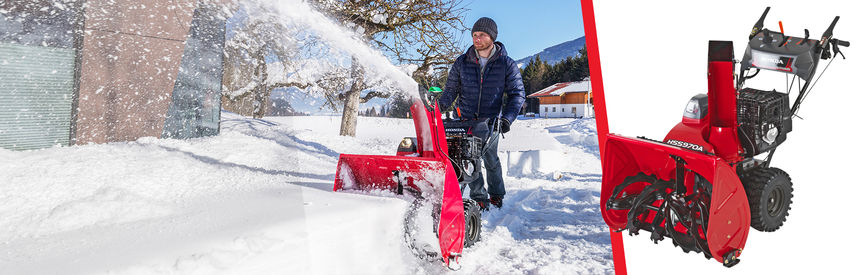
683, 94, 708, 119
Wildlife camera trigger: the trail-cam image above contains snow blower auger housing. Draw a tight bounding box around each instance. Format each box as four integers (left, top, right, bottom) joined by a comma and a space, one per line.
333, 86, 489, 269
600, 7, 848, 267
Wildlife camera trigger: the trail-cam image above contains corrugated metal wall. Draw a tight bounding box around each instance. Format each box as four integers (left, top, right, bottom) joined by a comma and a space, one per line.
0, 43, 76, 150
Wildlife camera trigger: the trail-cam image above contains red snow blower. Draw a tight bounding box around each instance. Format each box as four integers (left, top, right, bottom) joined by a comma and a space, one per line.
600, 7, 848, 267
333, 86, 492, 269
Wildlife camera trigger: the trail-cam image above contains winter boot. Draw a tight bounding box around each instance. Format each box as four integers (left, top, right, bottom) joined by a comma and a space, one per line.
474, 199, 491, 211
490, 196, 503, 209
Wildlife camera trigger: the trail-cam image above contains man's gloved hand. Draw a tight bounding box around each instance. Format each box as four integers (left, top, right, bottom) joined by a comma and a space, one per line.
499, 118, 511, 134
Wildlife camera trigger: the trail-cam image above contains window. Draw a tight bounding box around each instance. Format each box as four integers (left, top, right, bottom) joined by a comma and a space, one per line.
162, 3, 226, 139
545, 107, 548, 112
572, 107, 578, 113
552, 107, 556, 112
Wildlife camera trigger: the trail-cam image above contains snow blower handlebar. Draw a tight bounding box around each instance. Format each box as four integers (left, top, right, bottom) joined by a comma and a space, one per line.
819, 16, 839, 48
419, 85, 445, 113
819, 16, 850, 59
748, 7, 849, 56
740, 8, 849, 117
749, 7, 770, 40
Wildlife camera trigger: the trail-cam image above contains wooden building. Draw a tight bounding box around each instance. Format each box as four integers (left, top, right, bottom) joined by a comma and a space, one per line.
527, 80, 593, 118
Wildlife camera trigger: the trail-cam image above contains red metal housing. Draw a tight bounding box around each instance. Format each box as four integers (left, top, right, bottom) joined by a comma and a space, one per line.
601, 41, 752, 264
333, 99, 465, 266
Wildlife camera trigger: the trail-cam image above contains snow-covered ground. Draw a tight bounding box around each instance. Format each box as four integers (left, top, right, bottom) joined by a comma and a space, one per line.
0, 113, 613, 274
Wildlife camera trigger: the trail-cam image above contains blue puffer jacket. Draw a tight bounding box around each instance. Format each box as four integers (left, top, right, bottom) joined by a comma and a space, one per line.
440, 42, 525, 124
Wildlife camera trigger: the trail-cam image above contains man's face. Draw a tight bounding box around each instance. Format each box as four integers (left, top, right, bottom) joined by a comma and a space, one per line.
472, 31, 493, 51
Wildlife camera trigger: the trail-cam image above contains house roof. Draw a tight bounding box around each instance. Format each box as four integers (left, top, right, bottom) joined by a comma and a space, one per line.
527, 80, 591, 98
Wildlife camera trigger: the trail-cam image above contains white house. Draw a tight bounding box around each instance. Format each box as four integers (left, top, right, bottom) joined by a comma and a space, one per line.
527, 80, 593, 118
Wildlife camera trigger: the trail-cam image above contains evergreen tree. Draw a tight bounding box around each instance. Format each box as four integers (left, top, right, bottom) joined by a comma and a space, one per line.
521, 47, 590, 93
520, 55, 551, 95
387, 91, 413, 118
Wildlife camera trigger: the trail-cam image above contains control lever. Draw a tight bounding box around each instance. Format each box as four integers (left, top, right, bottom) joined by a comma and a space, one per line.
777, 21, 788, 47
797, 29, 809, 45
831, 39, 848, 59
760, 29, 772, 46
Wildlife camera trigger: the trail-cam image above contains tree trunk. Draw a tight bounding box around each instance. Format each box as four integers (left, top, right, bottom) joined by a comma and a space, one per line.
339, 57, 364, 136
339, 80, 362, 136
252, 49, 269, 119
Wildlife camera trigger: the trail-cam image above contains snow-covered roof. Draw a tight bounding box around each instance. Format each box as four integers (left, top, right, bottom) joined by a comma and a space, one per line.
528, 79, 591, 97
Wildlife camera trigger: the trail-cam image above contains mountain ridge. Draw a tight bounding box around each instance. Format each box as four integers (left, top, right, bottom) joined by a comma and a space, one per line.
515, 36, 586, 68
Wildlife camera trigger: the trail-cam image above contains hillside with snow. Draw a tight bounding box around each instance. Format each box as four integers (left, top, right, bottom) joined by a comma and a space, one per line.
516, 37, 586, 68
0, 113, 612, 274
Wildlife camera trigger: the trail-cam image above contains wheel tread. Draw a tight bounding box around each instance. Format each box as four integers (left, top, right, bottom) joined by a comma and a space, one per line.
462, 199, 482, 247
743, 167, 793, 232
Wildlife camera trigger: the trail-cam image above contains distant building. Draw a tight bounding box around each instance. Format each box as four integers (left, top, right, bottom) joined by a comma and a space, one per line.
527, 80, 593, 118
0, 1, 228, 151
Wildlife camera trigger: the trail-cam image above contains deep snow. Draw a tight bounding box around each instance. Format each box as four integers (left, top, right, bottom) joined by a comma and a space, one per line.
0, 113, 612, 274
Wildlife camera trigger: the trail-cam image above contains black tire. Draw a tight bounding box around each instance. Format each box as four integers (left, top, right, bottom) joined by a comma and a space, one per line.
463, 199, 482, 247
743, 167, 793, 232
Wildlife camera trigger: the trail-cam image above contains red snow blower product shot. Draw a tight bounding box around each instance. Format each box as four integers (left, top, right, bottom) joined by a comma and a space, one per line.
333, 86, 495, 270
600, 7, 848, 267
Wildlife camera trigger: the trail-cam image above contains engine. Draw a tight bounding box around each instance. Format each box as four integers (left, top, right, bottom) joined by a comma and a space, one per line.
737, 88, 792, 157
443, 119, 489, 183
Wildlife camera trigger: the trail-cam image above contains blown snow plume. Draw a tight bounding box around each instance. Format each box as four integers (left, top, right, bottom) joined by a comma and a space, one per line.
238, 0, 420, 99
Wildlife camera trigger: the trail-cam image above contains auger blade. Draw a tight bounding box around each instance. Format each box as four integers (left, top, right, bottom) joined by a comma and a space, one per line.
601, 134, 751, 264
334, 95, 465, 265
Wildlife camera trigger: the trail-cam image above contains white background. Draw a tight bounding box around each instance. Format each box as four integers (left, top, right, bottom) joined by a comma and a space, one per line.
593, 0, 863, 273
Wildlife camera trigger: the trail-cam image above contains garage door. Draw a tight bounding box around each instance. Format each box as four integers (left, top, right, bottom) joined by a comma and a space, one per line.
0, 42, 76, 151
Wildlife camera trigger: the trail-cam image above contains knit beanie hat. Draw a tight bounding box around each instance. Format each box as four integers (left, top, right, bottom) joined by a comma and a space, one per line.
472, 17, 498, 41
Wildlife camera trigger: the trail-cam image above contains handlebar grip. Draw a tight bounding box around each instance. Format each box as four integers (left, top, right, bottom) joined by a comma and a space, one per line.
756, 7, 770, 27
827, 16, 840, 33
821, 16, 840, 41
837, 40, 850, 47
750, 7, 771, 39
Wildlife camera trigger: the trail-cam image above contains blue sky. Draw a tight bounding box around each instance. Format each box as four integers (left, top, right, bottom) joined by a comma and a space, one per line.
461, 0, 585, 59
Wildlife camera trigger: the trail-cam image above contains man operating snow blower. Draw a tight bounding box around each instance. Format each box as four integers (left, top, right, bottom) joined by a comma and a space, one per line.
332, 17, 524, 267
439, 17, 525, 211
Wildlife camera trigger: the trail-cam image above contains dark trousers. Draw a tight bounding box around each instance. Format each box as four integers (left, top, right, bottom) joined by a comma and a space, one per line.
469, 133, 504, 201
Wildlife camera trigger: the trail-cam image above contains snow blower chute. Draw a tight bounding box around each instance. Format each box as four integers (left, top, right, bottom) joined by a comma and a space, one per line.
333, 86, 491, 269
600, 7, 848, 267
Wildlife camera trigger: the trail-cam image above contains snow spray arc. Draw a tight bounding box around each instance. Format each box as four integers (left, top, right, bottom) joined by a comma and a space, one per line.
239, 0, 420, 97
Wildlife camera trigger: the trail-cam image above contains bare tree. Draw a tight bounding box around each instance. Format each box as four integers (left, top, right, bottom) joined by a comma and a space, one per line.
221, 19, 312, 118
308, 0, 468, 136
222, 0, 467, 134
222, 16, 350, 119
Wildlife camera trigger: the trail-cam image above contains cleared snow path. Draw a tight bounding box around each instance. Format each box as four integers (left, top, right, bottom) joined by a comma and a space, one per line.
0, 113, 612, 274
452, 118, 611, 274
